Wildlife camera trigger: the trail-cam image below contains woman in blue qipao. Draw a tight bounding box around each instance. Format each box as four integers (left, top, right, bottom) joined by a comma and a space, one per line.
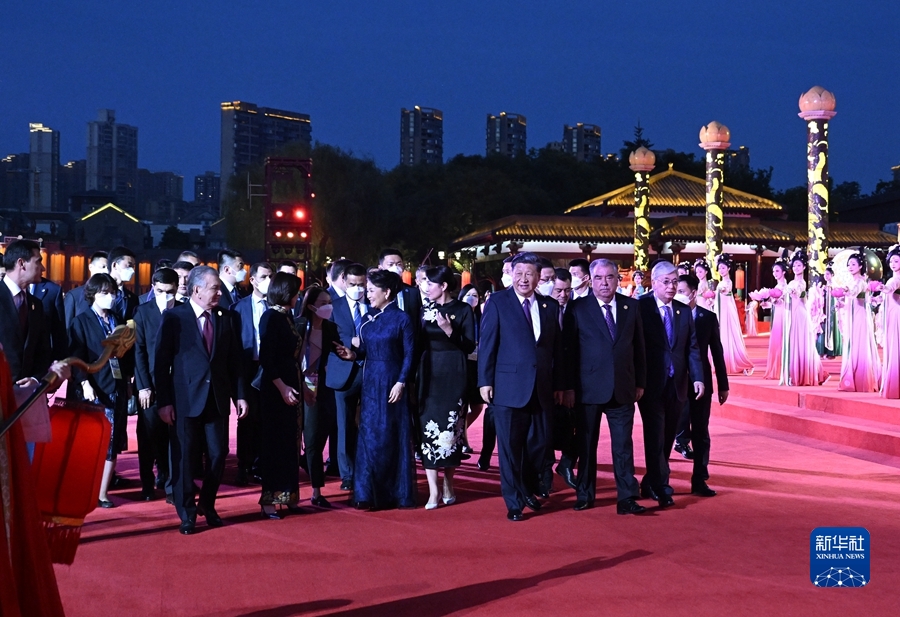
334, 269, 416, 510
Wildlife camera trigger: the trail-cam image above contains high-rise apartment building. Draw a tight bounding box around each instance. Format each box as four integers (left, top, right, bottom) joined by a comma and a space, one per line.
725, 146, 750, 172
220, 101, 312, 210
0, 153, 29, 210
86, 109, 138, 209
57, 160, 86, 212
563, 123, 602, 162
194, 171, 220, 210
400, 106, 443, 165
28, 123, 60, 211
486, 112, 527, 157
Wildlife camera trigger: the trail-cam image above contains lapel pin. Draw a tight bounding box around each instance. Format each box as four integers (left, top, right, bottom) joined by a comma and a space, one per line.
676, 310, 680, 315
623, 305, 628, 310
542, 303, 547, 308
450, 315, 456, 320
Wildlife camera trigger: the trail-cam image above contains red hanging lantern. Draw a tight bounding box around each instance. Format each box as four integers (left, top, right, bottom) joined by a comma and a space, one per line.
31, 399, 110, 565
461, 271, 472, 287
402, 271, 412, 285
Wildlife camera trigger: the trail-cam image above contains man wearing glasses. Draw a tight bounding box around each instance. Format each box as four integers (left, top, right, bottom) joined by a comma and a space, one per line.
636, 261, 704, 509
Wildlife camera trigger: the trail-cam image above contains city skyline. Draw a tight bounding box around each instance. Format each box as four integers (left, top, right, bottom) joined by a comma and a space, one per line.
2, 2, 898, 196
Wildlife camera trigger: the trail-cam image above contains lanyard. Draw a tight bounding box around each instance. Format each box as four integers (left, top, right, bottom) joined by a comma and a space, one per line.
94, 310, 116, 335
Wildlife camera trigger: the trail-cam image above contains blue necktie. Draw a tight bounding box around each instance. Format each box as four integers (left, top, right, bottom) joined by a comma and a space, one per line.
353, 302, 362, 335
602, 304, 616, 340
663, 305, 674, 377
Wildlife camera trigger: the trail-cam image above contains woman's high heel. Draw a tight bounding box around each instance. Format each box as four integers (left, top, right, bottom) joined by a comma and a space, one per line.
260, 506, 281, 520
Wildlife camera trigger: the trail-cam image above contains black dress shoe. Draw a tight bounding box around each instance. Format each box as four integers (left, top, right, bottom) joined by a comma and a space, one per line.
310, 495, 332, 508
141, 490, 155, 502
537, 486, 550, 499
97, 498, 116, 509
523, 496, 542, 512
691, 483, 717, 497
674, 443, 694, 460
165, 494, 174, 505
155, 476, 167, 490
639, 485, 658, 501
617, 498, 647, 515
260, 507, 281, 520
179, 520, 196, 535
556, 466, 577, 489
235, 469, 250, 487
573, 500, 593, 511
507, 509, 524, 521
658, 494, 675, 508
197, 505, 224, 527
340, 480, 353, 491
354, 501, 373, 511
476, 459, 490, 471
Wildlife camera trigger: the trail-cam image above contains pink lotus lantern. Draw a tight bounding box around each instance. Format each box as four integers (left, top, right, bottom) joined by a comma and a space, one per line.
702, 290, 716, 299
831, 287, 845, 298
867, 281, 883, 294
768, 288, 783, 300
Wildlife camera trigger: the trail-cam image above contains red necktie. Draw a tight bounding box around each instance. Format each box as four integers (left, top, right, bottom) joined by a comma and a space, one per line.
201, 311, 214, 355
16, 291, 28, 333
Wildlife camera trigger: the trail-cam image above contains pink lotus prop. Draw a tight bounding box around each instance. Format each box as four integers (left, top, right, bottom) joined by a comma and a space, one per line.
867, 281, 884, 293
702, 291, 715, 299
830, 287, 845, 298
768, 288, 783, 300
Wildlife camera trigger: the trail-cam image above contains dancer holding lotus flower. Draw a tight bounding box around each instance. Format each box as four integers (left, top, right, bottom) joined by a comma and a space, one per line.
879, 246, 900, 399
837, 251, 881, 392
694, 259, 715, 311
780, 250, 828, 386
763, 260, 789, 380
713, 254, 754, 375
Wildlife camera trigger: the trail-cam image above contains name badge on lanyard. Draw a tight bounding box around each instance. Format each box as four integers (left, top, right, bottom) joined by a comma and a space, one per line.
109, 357, 123, 380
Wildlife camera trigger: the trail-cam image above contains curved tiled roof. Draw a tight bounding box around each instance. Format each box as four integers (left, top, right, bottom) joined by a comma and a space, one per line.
449, 215, 636, 249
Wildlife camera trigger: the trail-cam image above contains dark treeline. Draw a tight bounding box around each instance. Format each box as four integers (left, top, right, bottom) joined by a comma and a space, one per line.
223, 133, 894, 269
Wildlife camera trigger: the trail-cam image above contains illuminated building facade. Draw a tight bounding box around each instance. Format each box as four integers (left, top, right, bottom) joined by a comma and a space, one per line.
29, 123, 59, 211
563, 123, 602, 162
400, 106, 443, 165
86, 109, 138, 210
486, 112, 527, 157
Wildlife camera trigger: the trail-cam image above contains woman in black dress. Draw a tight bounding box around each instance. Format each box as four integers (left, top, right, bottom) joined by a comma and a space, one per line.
258, 272, 304, 519
418, 266, 476, 508
68, 273, 131, 508
295, 286, 338, 508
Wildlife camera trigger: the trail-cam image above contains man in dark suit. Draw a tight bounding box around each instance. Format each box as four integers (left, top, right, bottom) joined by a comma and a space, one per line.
155, 266, 248, 535
478, 252, 566, 522
637, 261, 704, 508
64, 251, 108, 329
216, 248, 245, 309
675, 274, 729, 497
325, 263, 368, 491
134, 268, 180, 500
549, 268, 577, 488
378, 248, 422, 330
30, 277, 66, 361
231, 261, 273, 485
1, 240, 52, 384
107, 247, 140, 323
171, 260, 195, 304
563, 259, 647, 515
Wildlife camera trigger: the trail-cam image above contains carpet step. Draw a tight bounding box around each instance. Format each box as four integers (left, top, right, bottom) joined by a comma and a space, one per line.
715, 395, 900, 458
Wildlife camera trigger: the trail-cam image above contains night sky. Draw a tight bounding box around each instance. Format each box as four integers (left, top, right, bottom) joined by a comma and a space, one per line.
3, 2, 898, 196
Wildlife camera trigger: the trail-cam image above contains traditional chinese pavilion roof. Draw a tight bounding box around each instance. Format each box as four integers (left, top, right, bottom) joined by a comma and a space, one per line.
565, 164, 783, 215
764, 221, 897, 248
650, 217, 793, 244
449, 215, 636, 249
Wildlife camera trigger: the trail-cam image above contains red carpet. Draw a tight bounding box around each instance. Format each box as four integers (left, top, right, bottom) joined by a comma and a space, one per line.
54, 411, 900, 616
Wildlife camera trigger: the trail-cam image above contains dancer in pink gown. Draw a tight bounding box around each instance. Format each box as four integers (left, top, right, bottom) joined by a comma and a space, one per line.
713, 254, 754, 375
838, 251, 881, 392
780, 251, 828, 386
880, 246, 900, 399
764, 259, 789, 380
695, 259, 715, 311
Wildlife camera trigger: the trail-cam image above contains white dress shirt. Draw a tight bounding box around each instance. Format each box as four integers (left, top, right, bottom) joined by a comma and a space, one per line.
514, 291, 541, 342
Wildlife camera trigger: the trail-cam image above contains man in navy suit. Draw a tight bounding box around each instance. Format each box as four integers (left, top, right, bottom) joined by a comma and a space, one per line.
231, 261, 273, 485
563, 259, 647, 515
64, 251, 108, 329
0, 240, 52, 383
636, 261, 704, 508
478, 252, 566, 521
107, 247, 140, 323
216, 249, 245, 309
30, 276, 66, 361
134, 268, 180, 500
675, 274, 729, 497
156, 266, 248, 535
325, 263, 368, 491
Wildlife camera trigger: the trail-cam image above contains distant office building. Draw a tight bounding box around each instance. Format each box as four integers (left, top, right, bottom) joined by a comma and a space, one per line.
220, 101, 312, 210
0, 153, 30, 210
86, 109, 138, 210
563, 123, 602, 162
400, 106, 443, 165
57, 159, 86, 212
194, 171, 221, 210
28, 123, 60, 212
135, 169, 183, 219
725, 146, 750, 172
487, 112, 527, 157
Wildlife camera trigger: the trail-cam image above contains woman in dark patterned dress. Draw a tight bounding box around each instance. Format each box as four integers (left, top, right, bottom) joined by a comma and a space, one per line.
417, 266, 476, 509
258, 272, 304, 519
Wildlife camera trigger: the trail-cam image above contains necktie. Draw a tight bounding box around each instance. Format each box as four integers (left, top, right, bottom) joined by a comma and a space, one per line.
352, 302, 362, 335
522, 297, 534, 332
16, 291, 28, 332
201, 311, 214, 355
559, 306, 564, 330
602, 304, 616, 339
663, 305, 674, 377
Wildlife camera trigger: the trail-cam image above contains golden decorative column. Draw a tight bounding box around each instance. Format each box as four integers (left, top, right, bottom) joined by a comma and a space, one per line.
699, 121, 731, 275
799, 86, 837, 285
629, 147, 656, 272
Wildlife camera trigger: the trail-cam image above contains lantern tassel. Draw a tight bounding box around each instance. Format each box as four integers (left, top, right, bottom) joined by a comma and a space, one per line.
42, 516, 85, 565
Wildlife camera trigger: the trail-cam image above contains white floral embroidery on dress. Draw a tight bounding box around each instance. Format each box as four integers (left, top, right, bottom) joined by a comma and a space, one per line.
421, 410, 462, 461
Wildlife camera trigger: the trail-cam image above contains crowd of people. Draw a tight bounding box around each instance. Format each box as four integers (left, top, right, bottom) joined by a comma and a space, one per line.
1, 236, 895, 534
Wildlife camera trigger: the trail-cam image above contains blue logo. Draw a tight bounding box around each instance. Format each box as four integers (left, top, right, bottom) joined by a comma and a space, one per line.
810, 527, 869, 587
